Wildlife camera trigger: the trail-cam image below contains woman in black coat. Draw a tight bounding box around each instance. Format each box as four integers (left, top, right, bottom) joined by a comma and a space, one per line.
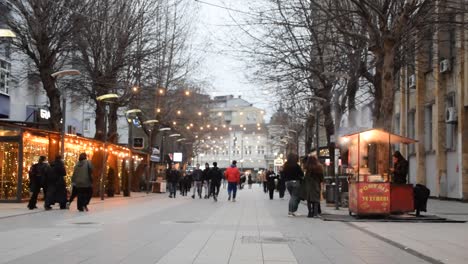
277, 166, 286, 199
303, 156, 324, 217
44, 155, 67, 210
266, 169, 277, 199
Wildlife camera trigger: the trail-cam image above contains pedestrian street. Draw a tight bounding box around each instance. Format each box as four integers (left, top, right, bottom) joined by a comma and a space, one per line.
0, 185, 467, 264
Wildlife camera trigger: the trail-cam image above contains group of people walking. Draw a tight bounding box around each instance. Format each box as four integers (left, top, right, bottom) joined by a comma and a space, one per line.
166, 160, 242, 202
27, 153, 93, 212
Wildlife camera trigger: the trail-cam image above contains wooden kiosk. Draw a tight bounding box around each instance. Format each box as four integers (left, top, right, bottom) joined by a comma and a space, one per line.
340, 129, 417, 216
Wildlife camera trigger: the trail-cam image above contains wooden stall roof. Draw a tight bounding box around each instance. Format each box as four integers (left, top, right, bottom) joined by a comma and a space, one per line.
340, 129, 418, 145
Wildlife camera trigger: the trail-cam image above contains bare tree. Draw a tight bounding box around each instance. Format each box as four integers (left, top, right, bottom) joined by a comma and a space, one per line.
5, 0, 85, 131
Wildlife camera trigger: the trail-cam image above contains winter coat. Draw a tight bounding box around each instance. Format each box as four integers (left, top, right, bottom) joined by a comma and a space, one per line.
192, 169, 203, 181
283, 163, 304, 182
302, 166, 324, 203
72, 160, 93, 188
45, 160, 67, 205
29, 162, 49, 189
209, 167, 223, 184
393, 158, 408, 184
247, 175, 253, 184
166, 169, 180, 183
224, 165, 240, 183
266, 171, 277, 190
202, 168, 211, 183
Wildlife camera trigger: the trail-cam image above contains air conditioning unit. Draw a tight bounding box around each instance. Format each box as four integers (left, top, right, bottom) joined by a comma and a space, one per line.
440, 59, 451, 73
445, 107, 457, 123
409, 74, 416, 89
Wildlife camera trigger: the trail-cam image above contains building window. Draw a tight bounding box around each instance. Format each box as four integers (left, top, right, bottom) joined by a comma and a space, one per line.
424, 105, 433, 151
84, 118, 91, 131
446, 94, 457, 151
394, 114, 400, 135
0, 59, 11, 95
408, 110, 416, 154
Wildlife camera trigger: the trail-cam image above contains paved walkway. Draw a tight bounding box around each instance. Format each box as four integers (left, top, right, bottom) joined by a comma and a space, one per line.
0, 185, 467, 264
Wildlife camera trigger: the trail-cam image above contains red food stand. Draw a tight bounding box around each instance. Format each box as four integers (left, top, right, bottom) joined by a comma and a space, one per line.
340, 129, 417, 216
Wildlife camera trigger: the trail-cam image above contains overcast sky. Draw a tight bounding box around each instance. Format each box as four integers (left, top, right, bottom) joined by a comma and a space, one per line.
193, 0, 274, 122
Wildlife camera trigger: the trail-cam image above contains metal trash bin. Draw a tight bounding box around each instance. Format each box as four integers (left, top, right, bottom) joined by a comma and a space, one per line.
325, 184, 336, 203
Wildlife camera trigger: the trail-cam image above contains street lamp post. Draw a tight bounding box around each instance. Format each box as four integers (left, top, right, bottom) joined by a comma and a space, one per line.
96, 93, 119, 200
143, 119, 159, 194
51, 70, 81, 158
125, 108, 142, 197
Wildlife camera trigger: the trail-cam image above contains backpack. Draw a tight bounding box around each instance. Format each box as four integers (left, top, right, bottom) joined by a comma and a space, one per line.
28, 163, 39, 181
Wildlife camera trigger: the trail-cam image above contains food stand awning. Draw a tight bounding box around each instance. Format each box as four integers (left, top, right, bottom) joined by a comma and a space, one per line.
341, 129, 418, 145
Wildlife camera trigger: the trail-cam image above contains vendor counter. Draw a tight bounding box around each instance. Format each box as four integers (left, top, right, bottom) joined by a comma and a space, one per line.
349, 182, 414, 216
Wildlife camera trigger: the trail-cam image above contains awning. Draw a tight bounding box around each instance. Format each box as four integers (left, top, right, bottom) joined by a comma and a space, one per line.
340, 128, 417, 145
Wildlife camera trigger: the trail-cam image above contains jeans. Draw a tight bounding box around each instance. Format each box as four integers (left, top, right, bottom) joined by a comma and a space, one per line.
169, 182, 177, 197
227, 182, 237, 199
210, 181, 221, 198
286, 181, 301, 213
192, 181, 202, 197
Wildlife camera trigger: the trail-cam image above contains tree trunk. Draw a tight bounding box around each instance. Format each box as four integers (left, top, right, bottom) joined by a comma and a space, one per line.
39, 69, 62, 131
376, 39, 396, 131
108, 103, 119, 143
94, 101, 106, 141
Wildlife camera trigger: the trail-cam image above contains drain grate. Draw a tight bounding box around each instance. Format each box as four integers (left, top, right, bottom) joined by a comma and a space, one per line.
73, 222, 100, 225
241, 236, 314, 245
242, 236, 290, 244
174, 220, 198, 224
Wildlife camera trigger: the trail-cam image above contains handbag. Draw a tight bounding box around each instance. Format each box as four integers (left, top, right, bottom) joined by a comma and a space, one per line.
298, 180, 307, 201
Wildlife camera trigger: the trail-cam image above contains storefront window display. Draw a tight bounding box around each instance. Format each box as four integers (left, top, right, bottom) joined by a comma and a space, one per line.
22, 133, 50, 199
0, 142, 19, 200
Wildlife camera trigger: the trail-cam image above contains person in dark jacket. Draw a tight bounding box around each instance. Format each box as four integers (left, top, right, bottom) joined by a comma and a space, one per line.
166, 163, 180, 198
27, 156, 49, 210
283, 153, 304, 216
247, 173, 253, 189
391, 151, 408, 184
71, 153, 93, 212
277, 166, 286, 199
209, 162, 223, 201
303, 156, 324, 217
44, 155, 67, 210
266, 169, 277, 200
202, 163, 211, 199
191, 164, 203, 199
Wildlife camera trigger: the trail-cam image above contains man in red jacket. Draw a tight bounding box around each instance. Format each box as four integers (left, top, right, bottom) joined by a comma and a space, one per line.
224, 160, 241, 202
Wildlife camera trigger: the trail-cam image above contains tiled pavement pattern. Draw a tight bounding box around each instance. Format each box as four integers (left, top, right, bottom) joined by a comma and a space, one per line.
0, 186, 467, 264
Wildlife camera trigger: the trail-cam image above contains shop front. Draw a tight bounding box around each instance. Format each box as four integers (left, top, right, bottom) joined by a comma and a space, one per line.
0, 122, 132, 202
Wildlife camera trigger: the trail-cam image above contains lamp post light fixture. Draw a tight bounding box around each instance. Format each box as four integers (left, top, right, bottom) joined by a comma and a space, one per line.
96, 93, 120, 200
0, 29, 16, 38
51, 70, 81, 158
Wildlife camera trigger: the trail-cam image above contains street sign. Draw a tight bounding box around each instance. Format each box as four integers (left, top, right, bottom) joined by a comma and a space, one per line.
133, 137, 144, 149
274, 158, 283, 166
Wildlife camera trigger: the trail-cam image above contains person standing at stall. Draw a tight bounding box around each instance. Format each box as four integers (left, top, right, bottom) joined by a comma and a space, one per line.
44, 155, 67, 210
27, 156, 49, 210
71, 153, 93, 212
283, 153, 304, 217
391, 151, 408, 184
303, 156, 324, 218
225, 160, 241, 202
